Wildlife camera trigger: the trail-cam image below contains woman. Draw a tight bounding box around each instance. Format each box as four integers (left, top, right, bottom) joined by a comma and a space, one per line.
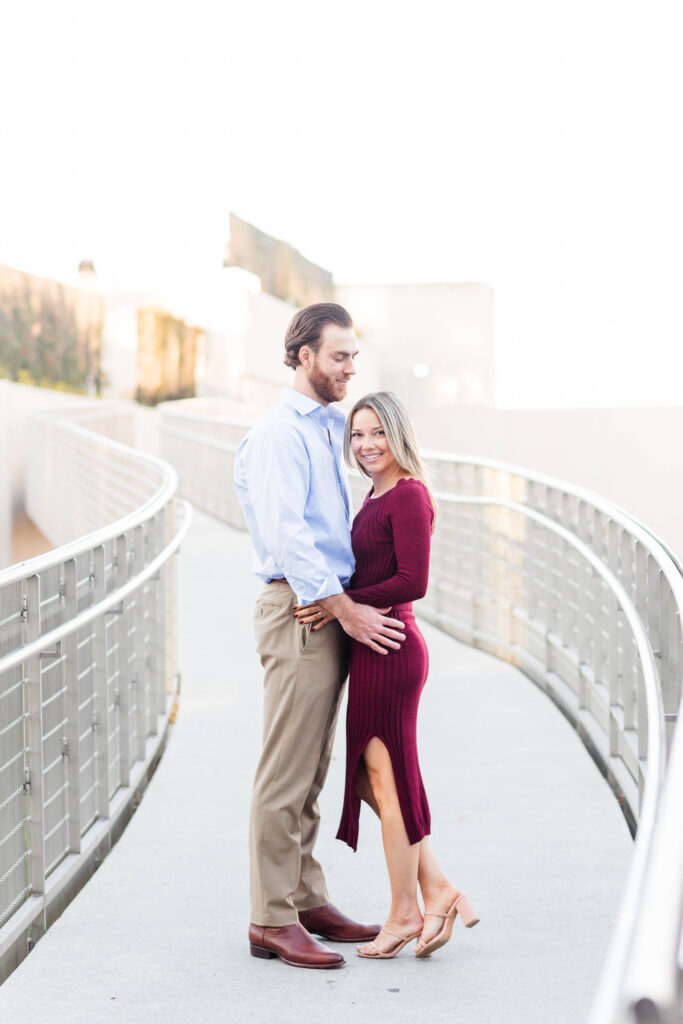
296, 392, 479, 959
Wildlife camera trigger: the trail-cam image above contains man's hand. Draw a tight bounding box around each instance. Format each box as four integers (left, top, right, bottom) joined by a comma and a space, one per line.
318, 593, 405, 655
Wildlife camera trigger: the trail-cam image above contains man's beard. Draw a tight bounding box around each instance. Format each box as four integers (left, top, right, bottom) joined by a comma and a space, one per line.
307, 361, 347, 404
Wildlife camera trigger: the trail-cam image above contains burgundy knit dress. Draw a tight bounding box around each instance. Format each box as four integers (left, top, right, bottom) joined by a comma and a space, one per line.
336, 477, 433, 852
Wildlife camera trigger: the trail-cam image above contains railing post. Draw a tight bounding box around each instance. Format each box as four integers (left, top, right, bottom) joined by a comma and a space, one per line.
22, 574, 46, 922
156, 506, 171, 715
114, 534, 131, 786
62, 558, 81, 853
164, 499, 178, 706
92, 545, 110, 817
659, 578, 681, 752
132, 524, 147, 762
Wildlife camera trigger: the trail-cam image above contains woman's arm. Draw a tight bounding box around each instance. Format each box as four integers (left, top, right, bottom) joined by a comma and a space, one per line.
345, 481, 433, 608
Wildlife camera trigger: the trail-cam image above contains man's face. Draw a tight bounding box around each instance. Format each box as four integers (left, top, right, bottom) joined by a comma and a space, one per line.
303, 323, 358, 405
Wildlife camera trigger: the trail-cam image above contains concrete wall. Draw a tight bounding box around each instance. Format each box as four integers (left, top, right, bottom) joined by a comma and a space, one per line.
195, 281, 381, 409
0, 382, 103, 569
100, 292, 148, 399
0, 380, 11, 568
336, 282, 495, 415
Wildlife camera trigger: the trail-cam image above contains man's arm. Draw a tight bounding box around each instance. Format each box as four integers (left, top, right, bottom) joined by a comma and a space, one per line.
317, 592, 405, 655
243, 426, 344, 605
243, 426, 405, 654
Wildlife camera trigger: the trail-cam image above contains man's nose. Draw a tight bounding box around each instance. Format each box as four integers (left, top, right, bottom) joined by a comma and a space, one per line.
344, 358, 356, 376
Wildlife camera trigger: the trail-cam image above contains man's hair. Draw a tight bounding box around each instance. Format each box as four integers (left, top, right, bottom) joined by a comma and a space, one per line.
283, 302, 353, 369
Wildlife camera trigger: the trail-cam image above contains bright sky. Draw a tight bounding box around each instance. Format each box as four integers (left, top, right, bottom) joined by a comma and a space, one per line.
1, 1, 682, 408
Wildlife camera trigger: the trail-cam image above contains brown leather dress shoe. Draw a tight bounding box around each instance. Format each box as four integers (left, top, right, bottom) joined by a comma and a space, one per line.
298, 903, 381, 943
249, 922, 345, 969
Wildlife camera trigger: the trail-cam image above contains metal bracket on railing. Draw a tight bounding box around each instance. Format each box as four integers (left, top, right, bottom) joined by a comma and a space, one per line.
664, 714, 678, 723
91, 711, 98, 733
105, 602, 125, 616
20, 595, 28, 622
23, 768, 30, 794
61, 737, 68, 761
39, 641, 63, 661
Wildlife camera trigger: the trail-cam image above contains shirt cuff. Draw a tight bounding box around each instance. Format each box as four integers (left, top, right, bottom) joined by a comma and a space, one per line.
296, 573, 343, 606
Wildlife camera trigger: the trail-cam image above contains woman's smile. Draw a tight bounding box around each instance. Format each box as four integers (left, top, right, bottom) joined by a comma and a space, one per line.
350, 408, 396, 479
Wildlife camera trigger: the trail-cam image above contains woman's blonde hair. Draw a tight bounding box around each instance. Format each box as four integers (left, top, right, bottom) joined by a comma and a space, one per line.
344, 391, 437, 529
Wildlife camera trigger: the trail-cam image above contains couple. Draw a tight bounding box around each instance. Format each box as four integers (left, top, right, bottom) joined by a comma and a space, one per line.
234, 302, 478, 969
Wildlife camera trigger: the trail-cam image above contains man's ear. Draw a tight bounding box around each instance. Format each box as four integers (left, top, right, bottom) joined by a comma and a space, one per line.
299, 344, 312, 369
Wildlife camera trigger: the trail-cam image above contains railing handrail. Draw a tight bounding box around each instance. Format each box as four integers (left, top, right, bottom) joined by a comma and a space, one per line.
0, 500, 192, 677
159, 421, 241, 454
159, 404, 255, 431
440, 493, 674, 1021
0, 399, 188, 980
423, 448, 683, 608
0, 412, 178, 588
156, 408, 683, 603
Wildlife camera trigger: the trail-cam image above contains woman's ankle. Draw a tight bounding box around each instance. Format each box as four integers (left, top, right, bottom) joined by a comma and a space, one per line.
387, 903, 423, 928
419, 881, 460, 906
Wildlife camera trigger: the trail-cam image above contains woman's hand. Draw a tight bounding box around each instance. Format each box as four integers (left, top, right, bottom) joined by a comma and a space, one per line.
293, 603, 336, 631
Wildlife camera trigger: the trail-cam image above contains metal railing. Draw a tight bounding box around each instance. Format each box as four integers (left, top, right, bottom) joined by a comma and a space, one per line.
159, 400, 682, 1024
159, 401, 249, 529
0, 403, 191, 981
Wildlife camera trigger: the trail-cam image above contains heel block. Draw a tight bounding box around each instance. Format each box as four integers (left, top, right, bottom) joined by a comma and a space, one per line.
455, 894, 480, 928
250, 942, 277, 959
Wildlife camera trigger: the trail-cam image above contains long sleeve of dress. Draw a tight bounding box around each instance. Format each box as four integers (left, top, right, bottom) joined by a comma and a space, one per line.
345, 480, 433, 607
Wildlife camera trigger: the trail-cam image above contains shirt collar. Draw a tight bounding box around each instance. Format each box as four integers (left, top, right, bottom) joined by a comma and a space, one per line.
281, 387, 346, 428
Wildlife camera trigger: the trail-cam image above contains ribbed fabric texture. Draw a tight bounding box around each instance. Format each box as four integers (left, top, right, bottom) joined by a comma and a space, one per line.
336, 478, 433, 851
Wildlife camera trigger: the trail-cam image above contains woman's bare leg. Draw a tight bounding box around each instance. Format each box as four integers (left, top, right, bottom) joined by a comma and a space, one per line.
356, 738, 423, 954
355, 757, 380, 815
415, 837, 460, 951
357, 751, 461, 951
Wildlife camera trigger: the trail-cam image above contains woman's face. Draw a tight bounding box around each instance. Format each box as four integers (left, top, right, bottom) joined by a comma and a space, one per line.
350, 407, 398, 478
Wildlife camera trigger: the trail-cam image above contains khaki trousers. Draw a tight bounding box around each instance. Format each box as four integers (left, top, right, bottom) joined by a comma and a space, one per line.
250, 582, 348, 926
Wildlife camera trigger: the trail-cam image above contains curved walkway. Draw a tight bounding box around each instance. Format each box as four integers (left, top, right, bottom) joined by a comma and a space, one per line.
0, 509, 632, 1024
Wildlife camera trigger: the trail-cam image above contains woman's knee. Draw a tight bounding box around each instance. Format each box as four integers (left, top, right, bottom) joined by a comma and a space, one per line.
364, 754, 399, 812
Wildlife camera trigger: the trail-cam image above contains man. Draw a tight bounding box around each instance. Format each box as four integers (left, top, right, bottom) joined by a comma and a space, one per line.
234, 302, 405, 969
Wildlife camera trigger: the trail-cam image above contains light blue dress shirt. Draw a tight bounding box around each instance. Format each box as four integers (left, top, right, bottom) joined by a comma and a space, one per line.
234, 387, 354, 606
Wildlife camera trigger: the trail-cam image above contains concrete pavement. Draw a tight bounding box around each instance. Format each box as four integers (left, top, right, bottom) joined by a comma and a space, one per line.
0, 508, 632, 1023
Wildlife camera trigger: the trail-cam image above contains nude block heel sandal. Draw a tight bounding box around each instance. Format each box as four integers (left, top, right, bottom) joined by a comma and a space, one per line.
414, 894, 480, 959
357, 927, 422, 960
